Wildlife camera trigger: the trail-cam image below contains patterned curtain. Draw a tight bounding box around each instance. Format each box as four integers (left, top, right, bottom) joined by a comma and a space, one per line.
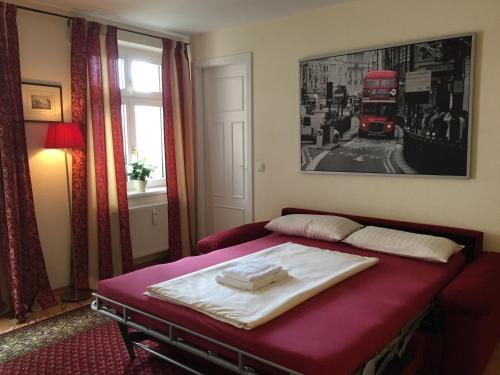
71, 18, 132, 288
70, 20, 133, 284
0, 251, 9, 314
162, 39, 181, 260
0, 2, 56, 321
70, 18, 89, 289
162, 39, 195, 260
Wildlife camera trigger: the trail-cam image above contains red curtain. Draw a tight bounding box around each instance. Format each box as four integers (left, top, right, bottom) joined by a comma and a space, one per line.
0, 2, 56, 321
162, 39, 182, 261
70, 21, 134, 283
0, 294, 4, 315
162, 39, 195, 260
106, 26, 133, 273
174, 42, 194, 251
70, 18, 89, 289
87, 22, 113, 280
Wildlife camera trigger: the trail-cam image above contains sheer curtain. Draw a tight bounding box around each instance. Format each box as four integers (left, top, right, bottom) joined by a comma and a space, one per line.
162, 39, 196, 261
87, 21, 114, 280
106, 26, 133, 274
0, 2, 56, 321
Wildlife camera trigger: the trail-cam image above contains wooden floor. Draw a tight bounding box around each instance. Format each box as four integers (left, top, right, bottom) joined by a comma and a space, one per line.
0, 292, 92, 335
1, 301, 499, 374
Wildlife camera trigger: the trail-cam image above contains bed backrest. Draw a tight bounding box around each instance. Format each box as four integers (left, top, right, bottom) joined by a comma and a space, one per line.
281, 207, 483, 261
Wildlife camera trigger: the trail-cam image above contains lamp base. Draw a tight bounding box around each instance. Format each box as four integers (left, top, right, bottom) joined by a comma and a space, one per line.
60, 289, 93, 303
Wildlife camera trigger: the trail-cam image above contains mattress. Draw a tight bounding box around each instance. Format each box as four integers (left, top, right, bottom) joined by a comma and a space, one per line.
96, 233, 466, 374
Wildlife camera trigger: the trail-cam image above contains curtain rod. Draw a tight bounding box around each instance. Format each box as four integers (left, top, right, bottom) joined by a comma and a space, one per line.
16, 4, 188, 44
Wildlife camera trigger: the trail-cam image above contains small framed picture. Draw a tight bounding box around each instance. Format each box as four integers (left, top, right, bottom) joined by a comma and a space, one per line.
21, 82, 63, 123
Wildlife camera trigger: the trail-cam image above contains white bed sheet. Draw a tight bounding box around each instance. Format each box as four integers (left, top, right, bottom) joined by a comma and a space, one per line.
146, 242, 378, 330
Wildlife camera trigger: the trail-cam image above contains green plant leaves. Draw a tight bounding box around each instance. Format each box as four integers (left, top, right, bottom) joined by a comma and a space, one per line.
126, 159, 156, 181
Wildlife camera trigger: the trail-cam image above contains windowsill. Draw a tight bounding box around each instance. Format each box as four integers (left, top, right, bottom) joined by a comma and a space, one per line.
127, 186, 166, 199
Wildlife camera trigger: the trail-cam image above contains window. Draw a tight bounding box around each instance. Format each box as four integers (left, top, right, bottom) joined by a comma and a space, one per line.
118, 46, 165, 190
365, 79, 380, 88
362, 103, 396, 117
364, 78, 396, 88
380, 78, 396, 87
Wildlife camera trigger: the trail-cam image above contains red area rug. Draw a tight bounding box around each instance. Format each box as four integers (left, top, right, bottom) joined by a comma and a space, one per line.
0, 306, 183, 375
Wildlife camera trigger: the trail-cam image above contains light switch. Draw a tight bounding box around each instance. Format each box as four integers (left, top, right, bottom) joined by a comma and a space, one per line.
257, 162, 266, 172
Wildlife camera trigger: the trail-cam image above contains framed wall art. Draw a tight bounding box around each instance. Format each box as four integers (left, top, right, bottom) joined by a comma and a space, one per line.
21, 82, 63, 123
299, 33, 474, 177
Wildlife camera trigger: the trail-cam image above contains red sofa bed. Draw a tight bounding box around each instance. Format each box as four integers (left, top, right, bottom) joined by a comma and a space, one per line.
94, 207, 500, 375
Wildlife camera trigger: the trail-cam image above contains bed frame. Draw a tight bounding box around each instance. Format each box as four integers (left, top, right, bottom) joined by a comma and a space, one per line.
91, 294, 430, 375
92, 207, 485, 375
91, 294, 301, 374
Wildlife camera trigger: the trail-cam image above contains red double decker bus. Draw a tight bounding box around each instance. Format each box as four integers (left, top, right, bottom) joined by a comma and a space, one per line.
359, 70, 398, 139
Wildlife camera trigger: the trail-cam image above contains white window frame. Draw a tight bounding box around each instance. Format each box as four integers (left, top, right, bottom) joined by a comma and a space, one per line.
118, 45, 165, 190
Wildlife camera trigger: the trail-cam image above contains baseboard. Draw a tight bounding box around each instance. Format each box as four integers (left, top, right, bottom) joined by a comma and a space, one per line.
52, 285, 71, 296
133, 250, 168, 270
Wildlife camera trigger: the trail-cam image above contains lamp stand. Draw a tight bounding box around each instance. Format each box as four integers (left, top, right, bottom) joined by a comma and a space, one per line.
61, 148, 91, 303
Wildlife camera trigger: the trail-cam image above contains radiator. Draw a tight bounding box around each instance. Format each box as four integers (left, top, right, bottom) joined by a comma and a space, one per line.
128, 203, 169, 259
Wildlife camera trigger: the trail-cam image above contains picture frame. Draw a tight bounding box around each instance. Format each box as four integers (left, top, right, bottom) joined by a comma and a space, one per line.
21, 82, 63, 123
299, 33, 475, 178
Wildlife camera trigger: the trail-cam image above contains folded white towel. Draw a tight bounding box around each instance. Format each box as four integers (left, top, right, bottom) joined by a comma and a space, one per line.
222, 261, 282, 283
216, 270, 289, 291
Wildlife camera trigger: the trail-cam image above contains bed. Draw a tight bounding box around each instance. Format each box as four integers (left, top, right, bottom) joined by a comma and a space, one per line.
92, 207, 488, 375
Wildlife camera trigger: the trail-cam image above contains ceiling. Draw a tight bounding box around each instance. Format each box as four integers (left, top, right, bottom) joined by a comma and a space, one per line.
27, 0, 352, 36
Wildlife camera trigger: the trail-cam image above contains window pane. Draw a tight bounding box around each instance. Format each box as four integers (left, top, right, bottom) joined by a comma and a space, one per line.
131, 61, 161, 93
118, 59, 126, 90
134, 105, 164, 179
121, 104, 128, 162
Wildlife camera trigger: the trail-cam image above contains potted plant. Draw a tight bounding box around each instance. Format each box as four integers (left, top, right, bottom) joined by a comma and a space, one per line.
126, 160, 155, 193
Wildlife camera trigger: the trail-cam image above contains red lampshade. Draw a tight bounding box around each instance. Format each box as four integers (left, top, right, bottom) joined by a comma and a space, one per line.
44, 123, 84, 149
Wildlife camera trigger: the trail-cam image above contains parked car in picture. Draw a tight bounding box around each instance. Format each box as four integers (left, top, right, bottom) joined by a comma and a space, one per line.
301, 111, 340, 145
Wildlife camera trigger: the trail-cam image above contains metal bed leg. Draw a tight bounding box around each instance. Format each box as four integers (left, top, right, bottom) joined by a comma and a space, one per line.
93, 294, 302, 374
118, 322, 136, 359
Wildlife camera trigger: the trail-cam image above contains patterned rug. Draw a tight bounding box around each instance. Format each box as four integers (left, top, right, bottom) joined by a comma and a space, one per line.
0, 305, 185, 375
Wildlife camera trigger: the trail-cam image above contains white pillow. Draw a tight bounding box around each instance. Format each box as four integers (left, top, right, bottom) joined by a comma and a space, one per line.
342, 226, 464, 263
265, 214, 364, 242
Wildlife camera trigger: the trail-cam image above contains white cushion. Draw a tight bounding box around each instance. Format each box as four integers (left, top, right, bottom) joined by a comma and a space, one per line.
342, 226, 464, 263
265, 214, 364, 242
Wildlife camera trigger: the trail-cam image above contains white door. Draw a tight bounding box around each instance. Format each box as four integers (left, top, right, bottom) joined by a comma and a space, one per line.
201, 61, 252, 235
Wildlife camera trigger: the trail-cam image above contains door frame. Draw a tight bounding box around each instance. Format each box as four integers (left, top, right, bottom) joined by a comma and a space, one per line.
193, 52, 253, 240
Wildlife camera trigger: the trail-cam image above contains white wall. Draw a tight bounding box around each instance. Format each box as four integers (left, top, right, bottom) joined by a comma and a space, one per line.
18, 11, 73, 289
192, 0, 500, 250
